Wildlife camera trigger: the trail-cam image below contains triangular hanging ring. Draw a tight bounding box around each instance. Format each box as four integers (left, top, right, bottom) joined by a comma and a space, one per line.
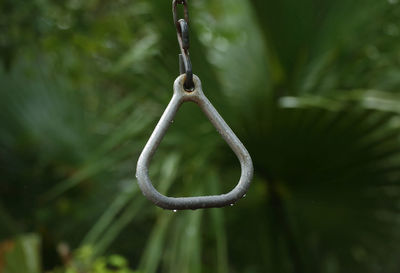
136, 74, 253, 210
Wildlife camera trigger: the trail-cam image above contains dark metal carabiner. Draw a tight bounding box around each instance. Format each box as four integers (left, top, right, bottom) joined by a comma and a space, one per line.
172, 0, 189, 28
177, 19, 190, 50
172, 0, 195, 91
176, 20, 194, 90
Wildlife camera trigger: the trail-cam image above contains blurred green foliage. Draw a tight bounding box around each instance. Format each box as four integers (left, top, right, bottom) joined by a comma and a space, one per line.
52, 245, 138, 273
1, 0, 400, 272
1, 235, 138, 273
1, 234, 41, 273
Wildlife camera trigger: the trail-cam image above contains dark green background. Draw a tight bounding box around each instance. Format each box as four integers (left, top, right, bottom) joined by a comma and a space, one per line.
1, 0, 400, 272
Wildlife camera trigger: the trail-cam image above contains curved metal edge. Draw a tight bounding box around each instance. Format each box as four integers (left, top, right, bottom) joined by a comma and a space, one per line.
136, 74, 254, 210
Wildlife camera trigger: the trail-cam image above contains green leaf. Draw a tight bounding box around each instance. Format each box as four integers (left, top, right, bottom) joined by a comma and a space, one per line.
2, 234, 41, 273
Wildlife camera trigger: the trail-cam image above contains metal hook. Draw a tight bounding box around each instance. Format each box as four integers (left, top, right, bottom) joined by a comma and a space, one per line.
177, 19, 190, 50
136, 75, 254, 210
172, 0, 194, 91
176, 19, 194, 90
172, 0, 189, 27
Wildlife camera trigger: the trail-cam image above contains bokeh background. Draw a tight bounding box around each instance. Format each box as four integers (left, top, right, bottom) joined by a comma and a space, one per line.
1, 0, 400, 272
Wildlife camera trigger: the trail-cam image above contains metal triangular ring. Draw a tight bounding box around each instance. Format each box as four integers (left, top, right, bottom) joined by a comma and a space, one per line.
136, 74, 253, 210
